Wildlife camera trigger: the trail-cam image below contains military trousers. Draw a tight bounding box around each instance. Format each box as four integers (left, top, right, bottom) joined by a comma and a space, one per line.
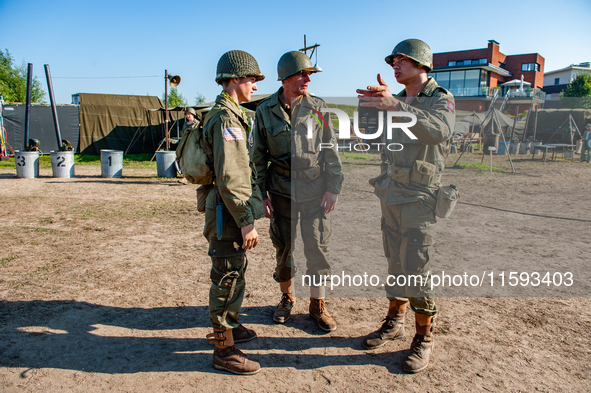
204, 188, 247, 330
380, 195, 438, 317
269, 193, 331, 284
581, 141, 591, 163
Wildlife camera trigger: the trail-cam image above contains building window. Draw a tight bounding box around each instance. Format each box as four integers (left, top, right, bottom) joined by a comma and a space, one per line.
433, 71, 450, 89
554, 77, 560, 85
521, 63, 540, 72
499, 62, 506, 69
448, 61, 456, 66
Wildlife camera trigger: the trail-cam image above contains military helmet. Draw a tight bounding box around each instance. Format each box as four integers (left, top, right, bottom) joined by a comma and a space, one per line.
385, 39, 433, 73
215, 50, 265, 85
277, 51, 319, 81
185, 107, 197, 117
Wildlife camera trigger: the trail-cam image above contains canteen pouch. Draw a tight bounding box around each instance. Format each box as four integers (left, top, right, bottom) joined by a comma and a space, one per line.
435, 185, 460, 218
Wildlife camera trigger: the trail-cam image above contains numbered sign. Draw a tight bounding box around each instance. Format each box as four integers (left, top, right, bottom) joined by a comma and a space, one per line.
15, 151, 40, 178
50, 150, 75, 178
100, 150, 123, 178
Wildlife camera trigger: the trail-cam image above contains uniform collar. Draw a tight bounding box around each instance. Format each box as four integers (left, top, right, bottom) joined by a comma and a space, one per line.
269, 87, 291, 121
398, 77, 440, 98
215, 93, 247, 122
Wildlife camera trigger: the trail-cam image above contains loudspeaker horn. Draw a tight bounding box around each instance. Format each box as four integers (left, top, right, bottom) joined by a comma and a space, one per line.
168, 75, 181, 87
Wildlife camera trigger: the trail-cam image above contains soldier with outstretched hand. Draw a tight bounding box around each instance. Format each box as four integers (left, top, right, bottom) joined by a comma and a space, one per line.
357, 39, 455, 374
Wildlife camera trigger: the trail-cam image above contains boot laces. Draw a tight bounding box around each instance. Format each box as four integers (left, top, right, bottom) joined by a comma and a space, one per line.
378, 316, 395, 331
229, 345, 246, 358
411, 335, 429, 353
316, 299, 327, 315
279, 293, 293, 307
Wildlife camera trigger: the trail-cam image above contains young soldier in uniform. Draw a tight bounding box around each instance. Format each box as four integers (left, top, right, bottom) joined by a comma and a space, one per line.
357, 39, 455, 373
203, 50, 265, 375
251, 51, 344, 332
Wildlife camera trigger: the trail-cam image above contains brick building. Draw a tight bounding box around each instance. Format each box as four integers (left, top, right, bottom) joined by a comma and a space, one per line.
431, 40, 545, 112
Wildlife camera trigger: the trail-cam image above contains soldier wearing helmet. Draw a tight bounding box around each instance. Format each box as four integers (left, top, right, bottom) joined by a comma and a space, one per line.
357, 39, 456, 373
202, 50, 266, 375
251, 51, 344, 332
177, 107, 200, 184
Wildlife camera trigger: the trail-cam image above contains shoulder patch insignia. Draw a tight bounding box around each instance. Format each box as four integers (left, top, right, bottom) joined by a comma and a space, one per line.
248, 131, 254, 148
446, 99, 455, 114
222, 127, 244, 142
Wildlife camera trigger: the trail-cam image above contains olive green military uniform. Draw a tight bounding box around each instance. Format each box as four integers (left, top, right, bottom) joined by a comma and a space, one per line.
370, 77, 455, 316
251, 88, 343, 284
202, 94, 264, 330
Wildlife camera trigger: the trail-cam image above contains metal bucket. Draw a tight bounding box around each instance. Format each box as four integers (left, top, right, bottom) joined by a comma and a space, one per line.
497, 142, 509, 155
450, 145, 457, 154
519, 141, 531, 155
50, 150, 75, 178
14, 150, 39, 178
509, 142, 520, 155
564, 150, 574, 159
531, 141, 543, 156
101, 150, 123, 178
156, 150, 177, 178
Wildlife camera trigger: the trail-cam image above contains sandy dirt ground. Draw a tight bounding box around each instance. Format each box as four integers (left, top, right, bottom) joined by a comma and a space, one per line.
1, 152, 590, 392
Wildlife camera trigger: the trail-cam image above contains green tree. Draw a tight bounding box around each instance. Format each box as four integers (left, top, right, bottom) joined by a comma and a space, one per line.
162, 87, 187, 108
0, 49, 46, 103
195, 92, 206, 105
560, 73, 591, 109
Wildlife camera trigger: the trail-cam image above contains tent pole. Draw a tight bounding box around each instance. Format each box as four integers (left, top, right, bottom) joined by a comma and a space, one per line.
164, 70, 169, 151
24, 63, 33, 150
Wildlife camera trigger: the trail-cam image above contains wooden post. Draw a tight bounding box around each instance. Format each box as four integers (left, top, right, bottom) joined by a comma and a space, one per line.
510, 106, 519, 141
532, 107, 539, 141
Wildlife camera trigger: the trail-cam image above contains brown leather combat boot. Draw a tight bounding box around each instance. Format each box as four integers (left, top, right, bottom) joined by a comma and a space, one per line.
363, 299, 407, 349
274, 293, 295, 323
402, 314, 436, 374
232, 324, 257, 344
309, 298, 337, 332
207, 328, 260, 375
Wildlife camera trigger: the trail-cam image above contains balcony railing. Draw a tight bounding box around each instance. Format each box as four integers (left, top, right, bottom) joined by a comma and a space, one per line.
448, 87, 546, 99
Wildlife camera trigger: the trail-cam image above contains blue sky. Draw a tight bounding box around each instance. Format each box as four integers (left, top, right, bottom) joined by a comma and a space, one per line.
2, 0, 590, 105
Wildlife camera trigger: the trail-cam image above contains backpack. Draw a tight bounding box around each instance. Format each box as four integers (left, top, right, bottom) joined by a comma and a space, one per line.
176, 109, 219, 185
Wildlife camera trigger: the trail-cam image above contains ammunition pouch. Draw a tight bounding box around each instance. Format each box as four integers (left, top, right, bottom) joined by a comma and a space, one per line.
410, 160, 439, 186
387, 165, 411, 185
388, 160, 441, 186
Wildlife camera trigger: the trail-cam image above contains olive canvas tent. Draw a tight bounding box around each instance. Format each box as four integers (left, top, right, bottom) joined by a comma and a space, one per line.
77, 93, 176, 155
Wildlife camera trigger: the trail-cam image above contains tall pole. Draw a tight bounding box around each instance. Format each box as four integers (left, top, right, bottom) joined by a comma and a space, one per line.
532, 107, 539, 141
24, 63, 33, 150
164, 69, 169, 151
44, 64, 64, 150
521, 98, 534, 142
510, 105, 519, 141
